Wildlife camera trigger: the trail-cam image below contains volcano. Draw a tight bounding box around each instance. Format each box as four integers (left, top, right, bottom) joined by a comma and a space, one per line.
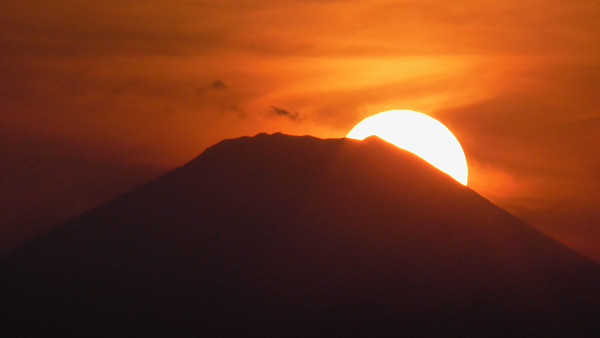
2, 133, 599, 336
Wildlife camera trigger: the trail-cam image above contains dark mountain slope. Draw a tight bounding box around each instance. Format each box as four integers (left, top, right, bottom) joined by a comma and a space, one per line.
2, 133, 599, 336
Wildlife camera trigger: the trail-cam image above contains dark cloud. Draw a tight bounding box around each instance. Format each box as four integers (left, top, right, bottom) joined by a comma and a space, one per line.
210, 80, 228, 90
271, 106, 301, 121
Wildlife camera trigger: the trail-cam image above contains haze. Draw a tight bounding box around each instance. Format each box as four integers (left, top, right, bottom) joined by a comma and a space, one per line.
1, 1, 599, 260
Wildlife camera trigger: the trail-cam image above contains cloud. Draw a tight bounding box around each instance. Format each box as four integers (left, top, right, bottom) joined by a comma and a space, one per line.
210, 80, 228, 90
271, 106, 301, 121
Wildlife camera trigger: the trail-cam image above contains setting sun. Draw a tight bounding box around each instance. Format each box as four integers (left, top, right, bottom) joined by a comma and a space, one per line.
347, 110, 468, 185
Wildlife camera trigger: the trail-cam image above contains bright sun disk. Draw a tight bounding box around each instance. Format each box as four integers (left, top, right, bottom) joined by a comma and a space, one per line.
347, 110, 468, 185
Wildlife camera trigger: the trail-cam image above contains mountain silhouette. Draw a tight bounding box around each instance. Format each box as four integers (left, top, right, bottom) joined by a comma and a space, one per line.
2, 133, 599, 336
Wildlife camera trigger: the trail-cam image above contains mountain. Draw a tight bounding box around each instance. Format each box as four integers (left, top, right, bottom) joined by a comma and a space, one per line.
2, 133, 599, 336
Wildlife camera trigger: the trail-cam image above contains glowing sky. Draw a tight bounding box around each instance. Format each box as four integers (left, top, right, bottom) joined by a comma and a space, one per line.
1, 0, 599, 260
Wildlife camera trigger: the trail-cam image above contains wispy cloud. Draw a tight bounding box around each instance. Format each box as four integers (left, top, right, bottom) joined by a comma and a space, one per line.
271, 106, 301, 121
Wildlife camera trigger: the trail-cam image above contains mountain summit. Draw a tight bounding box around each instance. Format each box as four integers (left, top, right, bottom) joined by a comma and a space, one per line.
3, 133, 599, 336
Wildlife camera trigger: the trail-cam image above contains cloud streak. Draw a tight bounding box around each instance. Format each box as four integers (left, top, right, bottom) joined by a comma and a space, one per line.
271, 106, 301, 121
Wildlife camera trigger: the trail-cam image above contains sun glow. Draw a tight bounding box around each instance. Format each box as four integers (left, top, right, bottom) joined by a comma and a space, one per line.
347, 110, 469, 185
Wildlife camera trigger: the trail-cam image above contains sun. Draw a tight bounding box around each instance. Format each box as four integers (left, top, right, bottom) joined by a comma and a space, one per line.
347, 110, 468, 185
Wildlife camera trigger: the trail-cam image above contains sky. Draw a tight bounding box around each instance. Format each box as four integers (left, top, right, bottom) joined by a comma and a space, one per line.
1, 0, 599, 260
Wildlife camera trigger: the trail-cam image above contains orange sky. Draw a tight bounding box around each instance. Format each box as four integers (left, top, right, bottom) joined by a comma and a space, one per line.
1, 0, 599, 260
